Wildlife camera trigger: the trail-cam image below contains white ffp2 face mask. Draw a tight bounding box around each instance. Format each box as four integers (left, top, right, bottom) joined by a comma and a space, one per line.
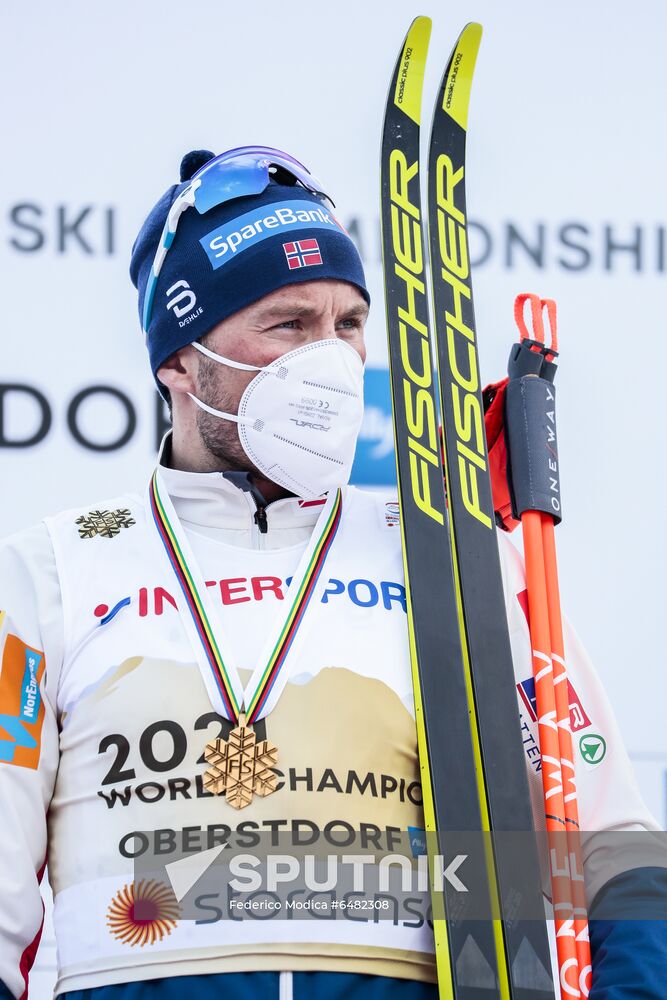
188, 338, 365, 499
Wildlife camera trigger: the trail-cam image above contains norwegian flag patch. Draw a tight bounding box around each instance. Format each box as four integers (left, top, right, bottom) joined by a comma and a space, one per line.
283, 239, 323, 269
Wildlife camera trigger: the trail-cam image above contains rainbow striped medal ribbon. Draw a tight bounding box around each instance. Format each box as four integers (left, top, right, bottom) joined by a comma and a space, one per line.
147, 469, 343, 809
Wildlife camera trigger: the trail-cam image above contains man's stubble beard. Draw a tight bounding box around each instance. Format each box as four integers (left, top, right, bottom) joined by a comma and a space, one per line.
194, 354, 263, 477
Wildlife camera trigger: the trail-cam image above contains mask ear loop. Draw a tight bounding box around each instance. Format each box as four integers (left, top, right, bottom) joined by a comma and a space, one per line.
186, 392, 262, 430
192, 340, 290, 380
188, 343, 266, 428
192, 341, 262, 371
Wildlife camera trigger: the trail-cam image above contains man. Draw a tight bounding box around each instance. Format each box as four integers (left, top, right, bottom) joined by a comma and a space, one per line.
0, 147, 664, 1000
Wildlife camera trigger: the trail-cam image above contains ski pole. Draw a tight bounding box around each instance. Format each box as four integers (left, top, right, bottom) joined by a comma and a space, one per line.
519, 297, 592, 997
523, 507, 581, 998
507, 294, 588, 997
541, 515, 592, 996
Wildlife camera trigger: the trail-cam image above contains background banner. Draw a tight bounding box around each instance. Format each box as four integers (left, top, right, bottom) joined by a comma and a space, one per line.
2, 1, 665, 994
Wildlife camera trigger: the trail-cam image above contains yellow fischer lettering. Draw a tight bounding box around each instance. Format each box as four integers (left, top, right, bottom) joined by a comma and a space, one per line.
442, 269, 473, 338
395, 264, 427, 336
438, 211, 468, 280
452, 386, 484, 453
458, 454, 492, 528
392, 204, 423, 274
389, 149, 443, 527
409, 451, 444, 523
390, 149, 420, 220
399, 323, 430, 388
436, 154, 464, 224
447, 327, 478, 393
457, 440, 487, 471
405, 384, 438, 452
436, 155, 468, 279
435, 152, 492, 531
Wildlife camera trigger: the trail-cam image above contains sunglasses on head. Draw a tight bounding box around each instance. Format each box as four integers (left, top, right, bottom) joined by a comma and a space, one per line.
142, 146, 333, 333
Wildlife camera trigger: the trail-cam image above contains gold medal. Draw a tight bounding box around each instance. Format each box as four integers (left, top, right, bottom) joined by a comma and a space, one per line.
149, 472, 341, 811
203, 714, 279, 810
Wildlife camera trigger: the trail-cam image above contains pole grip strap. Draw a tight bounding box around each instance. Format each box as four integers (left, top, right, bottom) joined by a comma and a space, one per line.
505, 372, 562, 523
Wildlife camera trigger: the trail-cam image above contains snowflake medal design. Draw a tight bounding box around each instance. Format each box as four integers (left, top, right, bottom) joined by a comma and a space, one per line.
76, 509, 136, 539
203, 714, 278, 809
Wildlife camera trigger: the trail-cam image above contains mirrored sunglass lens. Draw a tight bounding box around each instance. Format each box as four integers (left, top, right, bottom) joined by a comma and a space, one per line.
192, 151, 329, 215
196, 146, 310, 176
192, 160, 271, 213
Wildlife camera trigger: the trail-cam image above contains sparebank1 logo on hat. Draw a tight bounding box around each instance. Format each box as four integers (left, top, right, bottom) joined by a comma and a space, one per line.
200, 199, 340, 270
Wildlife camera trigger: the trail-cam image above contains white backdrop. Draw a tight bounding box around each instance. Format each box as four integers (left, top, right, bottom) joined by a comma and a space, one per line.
2, 1, 666, 996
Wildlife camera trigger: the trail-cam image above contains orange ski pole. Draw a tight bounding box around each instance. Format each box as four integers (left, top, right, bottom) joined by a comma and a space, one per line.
511, 293, 590, 997
523, 508, 580, 997
521, 296, 592, 996
542, 515, 592, 996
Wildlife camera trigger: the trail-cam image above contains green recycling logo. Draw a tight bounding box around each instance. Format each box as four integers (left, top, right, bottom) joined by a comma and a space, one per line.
579, 733, 606, 765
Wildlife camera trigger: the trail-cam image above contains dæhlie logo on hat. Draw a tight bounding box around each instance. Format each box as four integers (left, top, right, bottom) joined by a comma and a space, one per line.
283, 239, 323, 270
165, 279, 203, 328
166, 280, 197, 317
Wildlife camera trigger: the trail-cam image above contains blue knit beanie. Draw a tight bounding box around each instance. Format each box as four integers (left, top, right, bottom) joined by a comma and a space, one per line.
130, 149, 369, 395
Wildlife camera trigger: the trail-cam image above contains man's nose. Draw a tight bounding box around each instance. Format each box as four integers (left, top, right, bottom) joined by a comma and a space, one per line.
308, 319, 338, 341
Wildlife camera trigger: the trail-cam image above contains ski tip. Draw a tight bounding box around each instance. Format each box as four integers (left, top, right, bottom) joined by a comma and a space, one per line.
442, 21, 483, 132
392, 16, 432, 125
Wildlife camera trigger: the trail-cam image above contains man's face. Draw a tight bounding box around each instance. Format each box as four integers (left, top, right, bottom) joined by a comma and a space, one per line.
192, 278, 369, 474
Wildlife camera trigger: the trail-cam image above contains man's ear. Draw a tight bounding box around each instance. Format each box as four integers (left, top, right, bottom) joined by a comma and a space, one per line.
156, 345, 198, 396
